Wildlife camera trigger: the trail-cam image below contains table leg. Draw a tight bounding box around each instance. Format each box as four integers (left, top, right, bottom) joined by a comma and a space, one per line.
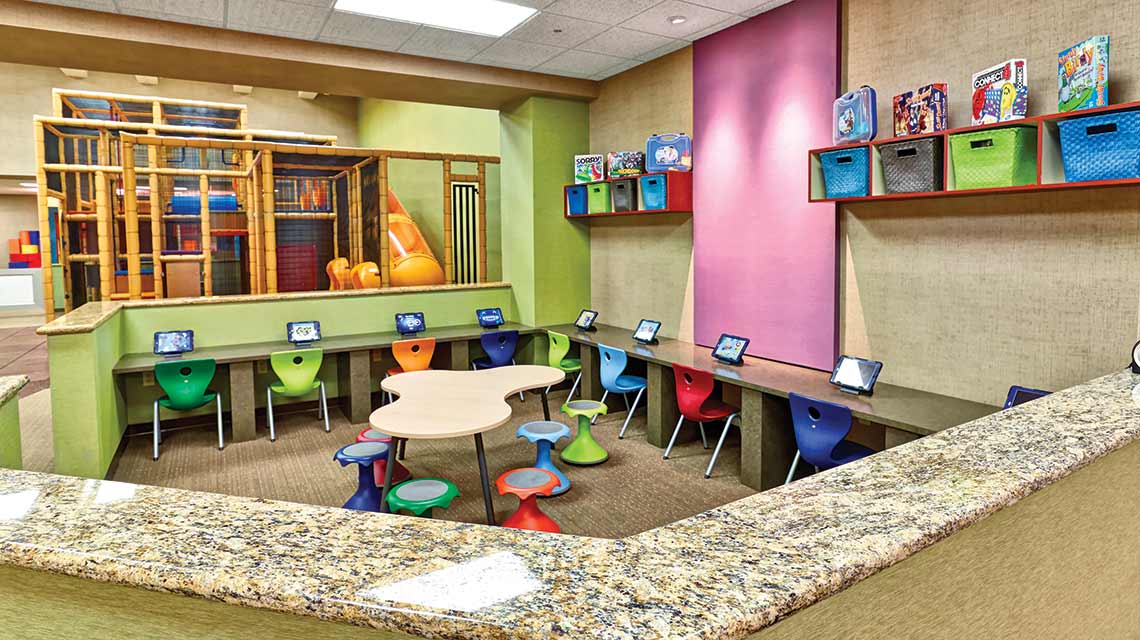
380, 437, 399, 514
228, 362, 256, 442
542, 390, 551, 421
579, 346, 603, 401
336, 350, 373, 425
645, 362, 679, 448
885, 427, 920, 449
739, 389, 797, 491
474, 433, 496, 525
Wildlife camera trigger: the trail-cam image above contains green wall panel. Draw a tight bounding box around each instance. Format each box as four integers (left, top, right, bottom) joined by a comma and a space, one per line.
0, 399, 20, 470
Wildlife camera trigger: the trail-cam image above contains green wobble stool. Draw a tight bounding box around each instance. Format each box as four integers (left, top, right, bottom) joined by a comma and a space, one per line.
559, 400, 609, 465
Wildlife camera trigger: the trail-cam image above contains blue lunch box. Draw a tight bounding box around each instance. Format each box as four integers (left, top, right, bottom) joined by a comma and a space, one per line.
646, 133, 692, 172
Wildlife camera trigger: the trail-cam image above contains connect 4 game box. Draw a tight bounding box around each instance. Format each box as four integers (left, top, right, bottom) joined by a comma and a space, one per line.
971, 59, 1028, 126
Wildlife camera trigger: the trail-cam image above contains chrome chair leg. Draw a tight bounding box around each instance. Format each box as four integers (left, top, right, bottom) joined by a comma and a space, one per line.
705, 414, 738, 479
320, 381, 330, 433
698, 422, 708, 449
663, 415, 685, 459
152, 400, 161, 461
216, 395, 225, 451
592, 389, 610, 424
784, 450, 802, 485
267, 387, 276, 442
566, 371, 581, 401
618, 387, 646, 439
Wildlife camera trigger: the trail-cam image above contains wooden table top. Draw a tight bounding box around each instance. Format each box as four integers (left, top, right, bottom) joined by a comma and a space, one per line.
547, 323, 998, 435
371, 366, 565, 439
113, 322, 540, 374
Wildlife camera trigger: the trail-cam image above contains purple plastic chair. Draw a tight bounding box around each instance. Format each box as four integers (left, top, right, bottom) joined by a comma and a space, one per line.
784, 393, 874, 484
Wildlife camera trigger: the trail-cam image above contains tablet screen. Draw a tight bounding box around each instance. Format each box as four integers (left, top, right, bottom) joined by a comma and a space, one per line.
476, 308, 504, 328
830, 356, 882, 392
575, 309, 598, 330
153, 330, 194, 356
712, 334, 749, 363
395, 312, 425, 335
287, 321, 321, 344
632, 319, 662, 343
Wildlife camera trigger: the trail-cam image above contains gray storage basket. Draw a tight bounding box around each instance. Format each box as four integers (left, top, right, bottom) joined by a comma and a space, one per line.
880, 137, 943, 193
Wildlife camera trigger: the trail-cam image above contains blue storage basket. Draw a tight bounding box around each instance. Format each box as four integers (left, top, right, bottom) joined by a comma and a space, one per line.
1058, 110, 1140, 183
566, 185, 588, 215
820, 147, 870, 198
639, 174, 667, 210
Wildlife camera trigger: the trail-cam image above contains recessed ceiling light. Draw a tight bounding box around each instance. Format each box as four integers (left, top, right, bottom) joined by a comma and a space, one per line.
333, 0, 537, 37
667, 15, 687, 25
19, 182, 37, 188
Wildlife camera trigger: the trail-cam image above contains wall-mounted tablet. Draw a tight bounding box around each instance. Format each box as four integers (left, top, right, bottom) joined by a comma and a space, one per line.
287, 321, 321, 346
829, 355, 882, 395
711, 334, 750, 365
153, 330, 194, 358
632, 319, 662, 345
395, 312, 426, 336
476, 307, 504, 328
575, 309, 598, 331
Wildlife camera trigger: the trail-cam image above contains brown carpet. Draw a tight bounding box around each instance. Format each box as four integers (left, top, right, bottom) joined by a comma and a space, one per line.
101, 390, 755, 538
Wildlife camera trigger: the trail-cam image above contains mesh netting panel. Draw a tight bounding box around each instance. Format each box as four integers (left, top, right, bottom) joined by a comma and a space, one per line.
276, 219, 331, 291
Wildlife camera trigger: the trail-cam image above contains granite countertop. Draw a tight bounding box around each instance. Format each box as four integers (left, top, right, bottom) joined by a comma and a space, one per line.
0, 375, 28, 405
36, 282, 512, 336
1, 371, 1137, 638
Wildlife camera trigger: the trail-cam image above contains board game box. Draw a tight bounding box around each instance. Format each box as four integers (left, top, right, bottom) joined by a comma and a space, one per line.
607, 151, 645, 179
892, 84, 948, 137
971, 59, 1028, 125
574, 154, 605, 183
1058, 35, 1109, 112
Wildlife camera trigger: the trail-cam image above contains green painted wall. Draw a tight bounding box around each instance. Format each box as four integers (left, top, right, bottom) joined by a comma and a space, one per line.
0, 399, 20, 470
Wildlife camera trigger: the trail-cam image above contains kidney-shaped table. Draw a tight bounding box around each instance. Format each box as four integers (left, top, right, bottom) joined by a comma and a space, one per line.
371, 365, 565, 525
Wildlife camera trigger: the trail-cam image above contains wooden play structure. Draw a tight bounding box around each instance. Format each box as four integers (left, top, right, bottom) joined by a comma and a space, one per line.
34, 89, 500, 320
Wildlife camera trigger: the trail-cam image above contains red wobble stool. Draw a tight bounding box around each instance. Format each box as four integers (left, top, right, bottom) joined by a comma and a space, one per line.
496, 468, 561, 533
357, 427, 411, 485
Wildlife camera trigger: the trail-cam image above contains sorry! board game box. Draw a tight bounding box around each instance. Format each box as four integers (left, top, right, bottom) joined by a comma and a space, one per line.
574, 154, 605, 183
1058, 35, 1109, 112
971, 59, 1028, 125
892, 83, 948, 136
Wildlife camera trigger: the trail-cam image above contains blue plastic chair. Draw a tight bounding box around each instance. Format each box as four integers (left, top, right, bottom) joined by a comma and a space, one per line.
594, 344, 648, 438
784, 393, 874, 484
472, 329, 523, 401
1003, 385, 1050, 409
516, 421, 572, 496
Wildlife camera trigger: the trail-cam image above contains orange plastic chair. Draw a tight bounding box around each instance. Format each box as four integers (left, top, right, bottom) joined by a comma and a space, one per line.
388, 337, 435, 377
326, 258, 351, 291
350, 262, 381, 289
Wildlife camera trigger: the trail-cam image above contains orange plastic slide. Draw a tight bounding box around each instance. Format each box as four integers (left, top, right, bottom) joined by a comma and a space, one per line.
386, 188, 445, 287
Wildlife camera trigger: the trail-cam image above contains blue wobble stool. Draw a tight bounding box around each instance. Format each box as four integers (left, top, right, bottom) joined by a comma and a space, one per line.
334, 441, 390, 512
784, 393, 875, 484
516, 421, 572, 496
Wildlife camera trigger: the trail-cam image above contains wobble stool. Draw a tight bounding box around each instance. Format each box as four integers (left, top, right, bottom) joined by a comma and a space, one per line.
496, 468, 561, 533
559, 400, 609, 466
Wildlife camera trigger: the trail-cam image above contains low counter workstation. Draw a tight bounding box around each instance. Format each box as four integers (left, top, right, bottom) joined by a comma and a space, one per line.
550, 323, 999, 490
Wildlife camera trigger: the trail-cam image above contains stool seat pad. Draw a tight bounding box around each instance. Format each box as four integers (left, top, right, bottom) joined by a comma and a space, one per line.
516, 421, 571, 444
386, 478, 460, 515
270, 380, 320, 396
562, 399, 608, 419
334, 441, 389, 466
496, 467, 559, 499
611, 375, 648, 392
357, 427, 392, 443
158, 390, 217, 411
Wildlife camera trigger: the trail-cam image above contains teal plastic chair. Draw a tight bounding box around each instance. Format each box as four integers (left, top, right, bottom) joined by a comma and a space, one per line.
545, 330, 582, 401
267, 348, 329, 440
152, 358, 223, 461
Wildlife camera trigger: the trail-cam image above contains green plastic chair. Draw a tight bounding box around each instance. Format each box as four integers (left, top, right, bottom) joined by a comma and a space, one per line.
546, 330, 583, 401
559, 399, 609, 465
152, 358, 223, 461
385, 478, 460, 517
267, 348, 329, 441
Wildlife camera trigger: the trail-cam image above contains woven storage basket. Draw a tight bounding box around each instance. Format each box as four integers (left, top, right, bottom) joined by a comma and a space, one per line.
1058, 110, 1140, 183
880, 137, 943, 193
949, 126, 1037, 190
820, 147, 869, 198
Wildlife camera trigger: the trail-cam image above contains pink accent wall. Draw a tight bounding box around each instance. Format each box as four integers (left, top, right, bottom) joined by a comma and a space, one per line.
692, 0, 840, 370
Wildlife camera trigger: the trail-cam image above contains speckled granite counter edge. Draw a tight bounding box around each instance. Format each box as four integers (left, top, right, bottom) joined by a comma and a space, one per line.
0, 376, 28, 405
36, 282, 512, 336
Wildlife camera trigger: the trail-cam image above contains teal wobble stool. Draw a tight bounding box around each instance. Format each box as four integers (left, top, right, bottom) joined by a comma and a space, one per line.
559, 400, 609, 465
386, 478, 460, 518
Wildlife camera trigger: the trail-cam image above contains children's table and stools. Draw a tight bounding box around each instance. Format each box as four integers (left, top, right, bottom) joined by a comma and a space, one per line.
516, 421, 572, 496
371, 365, 565, 525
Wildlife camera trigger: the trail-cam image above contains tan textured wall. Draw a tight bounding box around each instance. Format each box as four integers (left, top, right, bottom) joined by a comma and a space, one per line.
588, 48, 695, 340
0, 61, 360, 177
842, 0, 1140, 406
0, 195, 37, 253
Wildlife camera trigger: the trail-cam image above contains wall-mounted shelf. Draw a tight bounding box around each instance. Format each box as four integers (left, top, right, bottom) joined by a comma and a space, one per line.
565, 171, 693, 219
809, 99, 1140, 204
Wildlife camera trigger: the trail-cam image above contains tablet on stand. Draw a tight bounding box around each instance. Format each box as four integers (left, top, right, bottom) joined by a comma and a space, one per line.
395, 312, 426, 336
287, 321, 321, 348
153, 330, 194, 360
632, 319, 662, 345
574, 309, 598, 332
711, 334, 750, 366
829, 355, 883, 396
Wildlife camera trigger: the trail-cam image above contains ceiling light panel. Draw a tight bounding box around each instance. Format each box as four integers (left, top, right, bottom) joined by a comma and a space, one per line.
333, 0, 538, 37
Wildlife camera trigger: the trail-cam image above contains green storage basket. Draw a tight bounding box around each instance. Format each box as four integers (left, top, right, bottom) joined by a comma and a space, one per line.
587, 183, 611, 214
949, 126, 1037, 190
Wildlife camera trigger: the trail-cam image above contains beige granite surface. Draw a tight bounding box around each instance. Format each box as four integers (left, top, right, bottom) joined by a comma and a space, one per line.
36, 282, 512, 336
0, 370, 1137, 638
0, 375, 28, 406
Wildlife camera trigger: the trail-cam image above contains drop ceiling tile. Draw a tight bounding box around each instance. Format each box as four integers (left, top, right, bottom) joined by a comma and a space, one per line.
317, 12, 419, 50
227, 0, 330, 39
578, 27, 674, 59
634, 38, 689, 62
536, 49, 627, 76
592, 58, 644, 80
543, 0, 661, 25
683, 0, 764, 13
507, 0, 558, 7
398, 26, 497, 62
743, 0, 794, 16
686, 14, 746, 40
32, 0, 117, 11
506, 12, 608, 48
620, 0, 733, 39
470, 38, 564, 70
117, 0, 226, 26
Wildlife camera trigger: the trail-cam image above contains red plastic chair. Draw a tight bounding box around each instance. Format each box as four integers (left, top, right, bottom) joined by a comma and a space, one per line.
664, 364, 741, 479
